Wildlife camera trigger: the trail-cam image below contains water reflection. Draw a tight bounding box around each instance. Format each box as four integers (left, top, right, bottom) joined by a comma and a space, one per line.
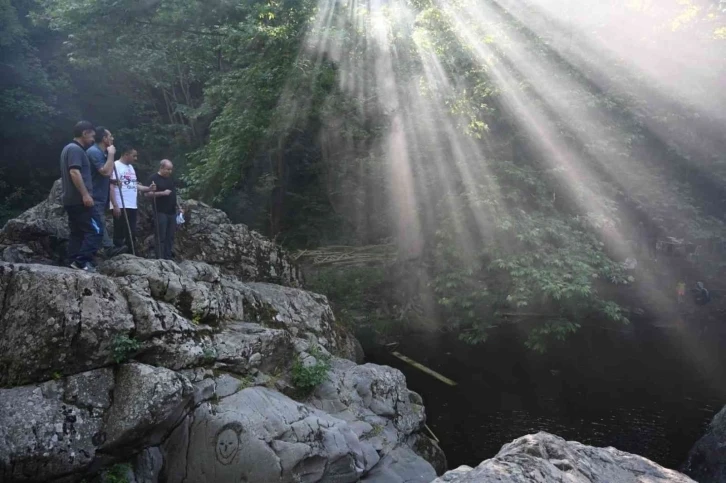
366, 323, 725, 469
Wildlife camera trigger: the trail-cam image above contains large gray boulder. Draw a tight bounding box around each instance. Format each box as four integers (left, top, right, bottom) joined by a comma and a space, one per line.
0, 369, 111, 482
309, 361, 427, 439
0, 263, 134, 386
362, 446, 436, 482
683, 405, 726, 482
0, 257, 438, 482
0, 180, 67, 265
432, 432, 695, 483
102, 364, 193, 449
158, 359, 437, 483
0, 181, 302, 286
151, 199, 301, 287
163, 386, 371, 482
162, 385, 435, 483
0, 364, 191, 483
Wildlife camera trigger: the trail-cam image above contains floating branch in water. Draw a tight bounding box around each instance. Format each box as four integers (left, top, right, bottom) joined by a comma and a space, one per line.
425, 424, 440, 443
390, 351, 457, 386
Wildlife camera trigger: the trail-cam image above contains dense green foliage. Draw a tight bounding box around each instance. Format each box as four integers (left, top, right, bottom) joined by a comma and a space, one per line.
2, 0, 725, 349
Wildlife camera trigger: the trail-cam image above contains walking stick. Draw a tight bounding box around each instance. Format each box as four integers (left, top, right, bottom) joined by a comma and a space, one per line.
152, 194, 162, 260
113, 165, 136, 256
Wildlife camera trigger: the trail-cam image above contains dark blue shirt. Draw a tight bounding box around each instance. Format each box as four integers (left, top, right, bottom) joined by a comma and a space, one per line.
87, 143, 110, 205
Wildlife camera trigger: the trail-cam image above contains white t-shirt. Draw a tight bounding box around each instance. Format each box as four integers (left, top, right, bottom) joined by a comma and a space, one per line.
110, 161, 138, 209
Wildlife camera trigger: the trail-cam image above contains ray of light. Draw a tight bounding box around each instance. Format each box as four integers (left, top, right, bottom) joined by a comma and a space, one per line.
274, 0, 721, 366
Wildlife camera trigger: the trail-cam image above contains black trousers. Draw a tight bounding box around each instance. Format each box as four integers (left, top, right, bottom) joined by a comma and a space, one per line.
66, 204, 100, 265
155, 212, 176, 260
113, 208, 138, 255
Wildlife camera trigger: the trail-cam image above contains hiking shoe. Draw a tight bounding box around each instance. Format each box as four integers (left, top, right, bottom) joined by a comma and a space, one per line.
70, 261, 96, 273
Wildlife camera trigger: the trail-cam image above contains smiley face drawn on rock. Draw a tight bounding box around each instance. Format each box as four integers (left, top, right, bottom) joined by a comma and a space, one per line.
214, 422, 243, 465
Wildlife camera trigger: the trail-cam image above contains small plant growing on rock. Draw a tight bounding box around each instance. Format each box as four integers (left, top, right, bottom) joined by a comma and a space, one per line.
367, 424, 384, 438
264, 368, 282, 389
291, 347, 331, 396
237, 376, 254, 391
112, 335, 140, 364
103, 463, 132, 483
202, 346, 217, 364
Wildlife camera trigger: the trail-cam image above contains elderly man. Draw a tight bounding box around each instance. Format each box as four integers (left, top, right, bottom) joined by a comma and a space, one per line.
146, 159, 183, 259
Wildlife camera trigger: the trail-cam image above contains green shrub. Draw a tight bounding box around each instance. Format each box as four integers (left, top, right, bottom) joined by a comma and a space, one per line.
202, 347, 217, 364
104, 463, 131, 483
291, 347, 331, 396
112, 335, 140, 364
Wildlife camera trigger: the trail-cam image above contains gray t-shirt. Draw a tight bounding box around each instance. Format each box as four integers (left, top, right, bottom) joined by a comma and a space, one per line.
60, 141, 93, 206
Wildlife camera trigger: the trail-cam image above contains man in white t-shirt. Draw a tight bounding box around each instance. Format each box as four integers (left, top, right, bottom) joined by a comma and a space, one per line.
110, 146, 156, 254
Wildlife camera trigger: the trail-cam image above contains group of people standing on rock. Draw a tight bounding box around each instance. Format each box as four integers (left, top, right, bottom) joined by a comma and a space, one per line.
60, 121, 183, 272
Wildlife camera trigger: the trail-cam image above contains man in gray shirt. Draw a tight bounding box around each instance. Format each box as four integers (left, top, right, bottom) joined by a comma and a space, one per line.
60, 120, 101, 272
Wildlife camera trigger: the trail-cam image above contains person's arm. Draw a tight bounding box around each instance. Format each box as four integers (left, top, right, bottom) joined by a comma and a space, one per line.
146, 189, 171, 198
137, 181, 157, 193
70, 169, 93, 207
98, 145, 116, 176
89, 145, 116, 177
109, 164, 121, 215
109, 185, 120, 217
144, 175, 168, 198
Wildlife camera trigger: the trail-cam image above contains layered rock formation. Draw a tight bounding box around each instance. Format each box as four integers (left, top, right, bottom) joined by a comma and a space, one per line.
0, 258, 439, 482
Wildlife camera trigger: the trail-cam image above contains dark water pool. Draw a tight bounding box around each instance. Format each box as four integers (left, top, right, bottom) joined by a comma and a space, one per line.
363, 320, 726, 471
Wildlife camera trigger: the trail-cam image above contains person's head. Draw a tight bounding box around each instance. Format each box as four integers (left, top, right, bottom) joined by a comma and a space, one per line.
94, 126, 113, 148
73, 121, 95, 147
120, 146, 137, 164
159, 159, 173, 178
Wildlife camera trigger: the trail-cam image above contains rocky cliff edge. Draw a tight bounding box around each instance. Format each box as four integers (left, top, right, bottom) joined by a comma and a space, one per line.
0, 183, 709, 483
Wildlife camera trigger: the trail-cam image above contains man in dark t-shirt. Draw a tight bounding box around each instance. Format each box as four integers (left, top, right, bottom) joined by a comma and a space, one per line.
146, 159, 183, 260
60, 121, 99, 272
